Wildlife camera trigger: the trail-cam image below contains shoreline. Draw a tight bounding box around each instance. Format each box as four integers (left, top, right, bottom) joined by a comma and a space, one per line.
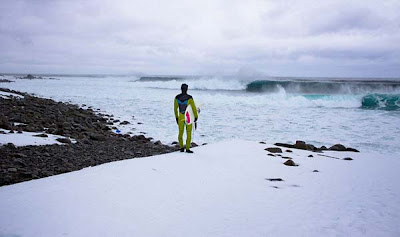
0, 88, 178, 186
1, 140, 399, 236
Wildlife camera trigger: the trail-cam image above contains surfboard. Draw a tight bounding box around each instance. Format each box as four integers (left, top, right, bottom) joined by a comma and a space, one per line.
185, 104, 195, 125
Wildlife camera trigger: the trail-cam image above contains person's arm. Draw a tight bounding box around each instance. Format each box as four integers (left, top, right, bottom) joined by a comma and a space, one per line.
188, 98, 198, 119
174, 98, 179, 123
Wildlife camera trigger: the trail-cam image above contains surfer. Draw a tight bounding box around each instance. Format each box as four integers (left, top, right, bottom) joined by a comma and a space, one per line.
174, 83, 198, 153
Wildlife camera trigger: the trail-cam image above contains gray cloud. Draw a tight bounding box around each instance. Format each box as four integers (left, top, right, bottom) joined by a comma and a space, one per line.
0, 0, 400, 77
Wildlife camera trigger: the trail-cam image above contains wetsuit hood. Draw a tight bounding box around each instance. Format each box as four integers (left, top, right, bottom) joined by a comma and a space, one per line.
181, 83, 188, 94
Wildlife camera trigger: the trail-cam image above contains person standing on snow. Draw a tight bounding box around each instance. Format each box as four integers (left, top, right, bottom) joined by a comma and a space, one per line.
174, 83, 198, 153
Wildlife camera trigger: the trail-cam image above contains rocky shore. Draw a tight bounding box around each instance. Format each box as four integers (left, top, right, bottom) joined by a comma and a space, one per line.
0, 88, 177, 186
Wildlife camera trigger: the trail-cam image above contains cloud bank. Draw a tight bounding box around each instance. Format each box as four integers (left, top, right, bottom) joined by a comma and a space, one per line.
1, 0, 400, 77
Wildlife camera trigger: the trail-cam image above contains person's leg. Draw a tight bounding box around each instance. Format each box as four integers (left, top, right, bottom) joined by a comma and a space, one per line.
186, 123, 193, 150
178, 114, 185, 149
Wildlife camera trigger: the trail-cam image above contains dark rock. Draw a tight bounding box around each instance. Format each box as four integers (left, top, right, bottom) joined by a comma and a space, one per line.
259, 141, 266, 144
154, 140, 162, 146
329, 144, 347, 151
308, 155, 313, 157
0, 88, 176, 186
346, 147, 359, 152
295, 141, 307, 150
9, 130, 14, 133
13, 158, 26, 167
267, 154, 275, 157
265, 147, 282, 153
286, 149, 292, 152
5, 143, 16, 149
171, 141, 178, 145
34, 133, 48, 137
8, 168, 18, 172
202, 143, 207, 146
343, 157, 353, 160
56, 138, 72, 144
13, 153, 26, 158
274, 143, 295, 148
282, 156, 292, 159
283, 160, 297, 166
320, 146, 328, 150
89, 133, 106, 141
137, 122, 143, 125
25, 74, 35, 79
313, 170, 319, 172
191, 142, 198, 147
306, 144, 317, 151
266, 178, 284, 182
113, 119, 120, 123
120, 121, 130, 125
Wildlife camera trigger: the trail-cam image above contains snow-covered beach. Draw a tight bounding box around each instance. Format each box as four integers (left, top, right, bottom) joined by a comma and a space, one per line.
1, 140, 400, 237
1, 76, 400, 236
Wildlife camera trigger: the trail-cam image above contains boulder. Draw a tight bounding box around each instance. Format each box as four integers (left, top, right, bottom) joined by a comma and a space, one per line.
265, 147, 282, 153
308, 154, 313, 157
295, 141, 308, 150
346, 147, 359, 152
329, 144, 347, 151
320, 146, 328, 150
56, 138, 72, 144
274, 143, 295, 148
89, 133, 106, 141
306, 144, 317, 151
283, 160, 297, 166
34, 133, 48, 137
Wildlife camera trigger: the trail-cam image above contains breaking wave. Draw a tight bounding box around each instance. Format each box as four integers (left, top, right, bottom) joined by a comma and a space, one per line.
362, 94, 400, 110
246, 80, 400, 94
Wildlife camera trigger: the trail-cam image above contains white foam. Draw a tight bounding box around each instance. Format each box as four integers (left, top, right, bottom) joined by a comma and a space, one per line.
132, 76, 247, 91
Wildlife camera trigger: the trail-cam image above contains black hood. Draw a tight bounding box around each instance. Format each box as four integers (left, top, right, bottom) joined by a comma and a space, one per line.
181, 83, 188, 94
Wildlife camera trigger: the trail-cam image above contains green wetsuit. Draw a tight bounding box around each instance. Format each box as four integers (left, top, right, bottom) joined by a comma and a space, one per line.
174, 93, 198, 150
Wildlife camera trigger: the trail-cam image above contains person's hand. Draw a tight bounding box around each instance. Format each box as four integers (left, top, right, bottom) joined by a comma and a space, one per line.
176, 117, 179, 124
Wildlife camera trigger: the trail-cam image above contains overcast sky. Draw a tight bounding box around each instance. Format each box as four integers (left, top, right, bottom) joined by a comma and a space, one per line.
1, 0, 400, 77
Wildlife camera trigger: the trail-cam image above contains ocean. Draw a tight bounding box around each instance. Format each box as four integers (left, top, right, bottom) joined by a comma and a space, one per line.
2, 74, 400, 155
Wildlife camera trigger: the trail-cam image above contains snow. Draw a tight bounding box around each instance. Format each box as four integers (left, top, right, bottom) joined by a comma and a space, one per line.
0, 140, 399, 237
0, 129, 76, 146
0, 91, 24, 99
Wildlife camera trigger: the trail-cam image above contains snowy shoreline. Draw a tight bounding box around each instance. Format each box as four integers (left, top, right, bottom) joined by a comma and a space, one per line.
1, 87, 400, 236
1, 140, 399, 237
0, 88, 177, 186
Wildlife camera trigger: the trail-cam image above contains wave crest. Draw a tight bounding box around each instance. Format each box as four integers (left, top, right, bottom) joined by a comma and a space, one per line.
362, 94, 400, 110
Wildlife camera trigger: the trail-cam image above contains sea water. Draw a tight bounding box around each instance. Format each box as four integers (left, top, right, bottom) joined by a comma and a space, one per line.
1, 75, 400, 155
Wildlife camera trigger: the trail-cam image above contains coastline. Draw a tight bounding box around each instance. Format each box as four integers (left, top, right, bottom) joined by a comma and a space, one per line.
1, 140, 399, 236
0, 88, 177, 186
1, 86, 400, 236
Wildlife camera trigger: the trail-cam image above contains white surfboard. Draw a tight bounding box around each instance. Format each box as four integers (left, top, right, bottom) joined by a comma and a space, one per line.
185, 104, 195, 125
